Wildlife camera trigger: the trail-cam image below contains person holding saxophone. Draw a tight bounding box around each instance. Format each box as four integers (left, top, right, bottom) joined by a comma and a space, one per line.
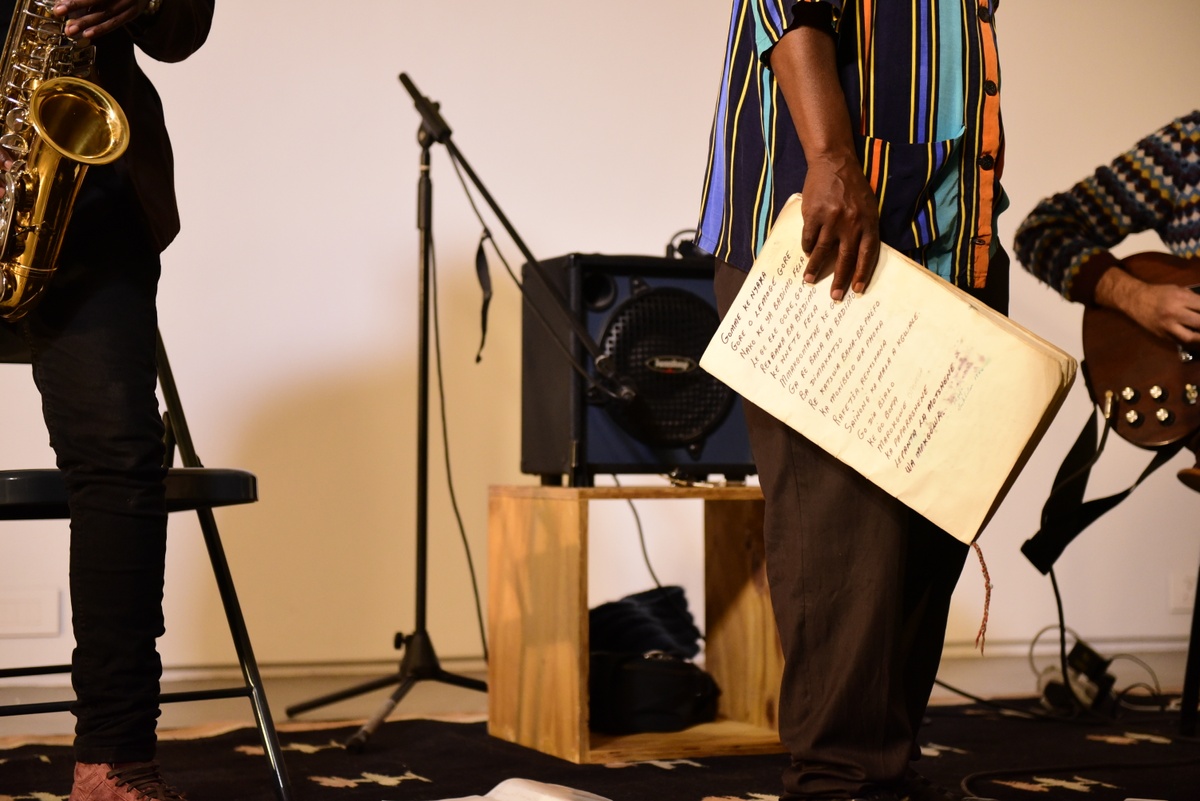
0, 1, 214, 799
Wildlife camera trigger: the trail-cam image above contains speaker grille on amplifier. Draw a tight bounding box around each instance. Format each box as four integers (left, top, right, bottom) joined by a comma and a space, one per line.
520, 253, 755, 487
599, 283, 735, 448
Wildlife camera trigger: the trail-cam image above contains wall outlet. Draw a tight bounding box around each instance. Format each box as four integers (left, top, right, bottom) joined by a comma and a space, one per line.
0, 587, 61, 637
1169, 572, 1198, 615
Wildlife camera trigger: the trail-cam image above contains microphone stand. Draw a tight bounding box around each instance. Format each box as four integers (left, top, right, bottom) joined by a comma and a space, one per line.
287, 72, 637, 750
284, 89, 486, 751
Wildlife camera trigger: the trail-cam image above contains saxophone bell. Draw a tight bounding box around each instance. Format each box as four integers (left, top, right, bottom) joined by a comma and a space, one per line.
0, 75, 128, 320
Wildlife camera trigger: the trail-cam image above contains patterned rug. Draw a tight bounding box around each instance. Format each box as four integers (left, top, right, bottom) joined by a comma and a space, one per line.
1, 701, 1198, 800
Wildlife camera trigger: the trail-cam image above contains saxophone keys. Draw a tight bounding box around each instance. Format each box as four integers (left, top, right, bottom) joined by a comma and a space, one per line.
5, 106, 27, 131
0, 132, 27, 157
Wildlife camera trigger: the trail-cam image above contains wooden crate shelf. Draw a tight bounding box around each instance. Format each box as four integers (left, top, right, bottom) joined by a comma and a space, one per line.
486, 484, 784, 763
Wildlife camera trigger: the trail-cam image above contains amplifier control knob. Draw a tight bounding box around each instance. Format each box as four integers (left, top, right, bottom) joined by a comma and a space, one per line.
1149, 385, 1167, 401
1156, 408, 1175, 425
1124, 409, 1143, 427
1121, 386, 1139, 402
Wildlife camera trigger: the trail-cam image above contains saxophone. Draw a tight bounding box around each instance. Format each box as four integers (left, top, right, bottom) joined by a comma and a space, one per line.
0, 0, 129, 321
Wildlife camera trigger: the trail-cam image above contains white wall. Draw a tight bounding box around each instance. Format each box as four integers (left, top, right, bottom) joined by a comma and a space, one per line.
2, 1, 1198, 674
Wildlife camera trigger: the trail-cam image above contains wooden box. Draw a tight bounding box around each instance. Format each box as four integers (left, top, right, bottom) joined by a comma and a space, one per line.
486, 484, 784, 763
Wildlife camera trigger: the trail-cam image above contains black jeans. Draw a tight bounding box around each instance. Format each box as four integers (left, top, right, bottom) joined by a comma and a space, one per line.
12, 167, 167, 763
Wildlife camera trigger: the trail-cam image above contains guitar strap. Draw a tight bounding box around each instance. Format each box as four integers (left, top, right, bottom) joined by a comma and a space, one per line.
1021, 402, 1184, 574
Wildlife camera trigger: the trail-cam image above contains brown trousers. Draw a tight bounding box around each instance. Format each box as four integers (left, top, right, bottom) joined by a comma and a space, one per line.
714, 260, 975, 798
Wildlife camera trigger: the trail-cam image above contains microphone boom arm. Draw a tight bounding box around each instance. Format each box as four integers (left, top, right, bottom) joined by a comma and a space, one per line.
397, 72, 628, 398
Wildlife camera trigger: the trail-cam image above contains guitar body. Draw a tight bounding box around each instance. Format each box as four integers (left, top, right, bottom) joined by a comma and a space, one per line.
1081, 251, 1200, 449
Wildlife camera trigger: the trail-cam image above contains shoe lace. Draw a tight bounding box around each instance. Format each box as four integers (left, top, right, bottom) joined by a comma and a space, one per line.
106, 763, 187, 801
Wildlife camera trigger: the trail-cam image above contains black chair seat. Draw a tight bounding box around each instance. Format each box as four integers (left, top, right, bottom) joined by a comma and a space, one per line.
0, 467, 257, 520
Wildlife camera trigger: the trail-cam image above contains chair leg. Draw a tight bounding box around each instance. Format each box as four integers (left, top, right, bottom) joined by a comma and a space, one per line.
1182, 557, 1200, 737
156, 332, 292, 797
196, 507, 293, 801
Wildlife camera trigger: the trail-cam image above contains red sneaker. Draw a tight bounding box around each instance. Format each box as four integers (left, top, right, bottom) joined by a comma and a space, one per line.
70, 762, 188, 801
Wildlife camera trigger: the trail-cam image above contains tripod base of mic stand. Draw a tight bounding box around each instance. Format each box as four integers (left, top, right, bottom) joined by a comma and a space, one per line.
284, 630, 486, 752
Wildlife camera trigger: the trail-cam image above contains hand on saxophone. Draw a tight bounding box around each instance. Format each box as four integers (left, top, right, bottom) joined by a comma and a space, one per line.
52, 0, 155, 40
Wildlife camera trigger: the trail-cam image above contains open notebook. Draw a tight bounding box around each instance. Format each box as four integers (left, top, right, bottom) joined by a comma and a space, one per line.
700, 194, 1076, 543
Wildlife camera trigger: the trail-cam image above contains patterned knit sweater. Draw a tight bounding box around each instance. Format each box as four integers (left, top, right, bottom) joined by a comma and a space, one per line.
1014, 110, 1200, 305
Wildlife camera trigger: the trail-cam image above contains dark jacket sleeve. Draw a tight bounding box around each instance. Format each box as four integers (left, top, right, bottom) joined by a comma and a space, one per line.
128, 0, 214, 63
94, 1, 216, 252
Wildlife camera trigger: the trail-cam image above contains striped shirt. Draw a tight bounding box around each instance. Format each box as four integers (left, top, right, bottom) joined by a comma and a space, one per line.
695, 0, 1007, 290
1014, 111, 1200, 305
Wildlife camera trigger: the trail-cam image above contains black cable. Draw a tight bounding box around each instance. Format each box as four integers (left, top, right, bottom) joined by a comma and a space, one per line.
936, 681, 1200, 799
1108, 653, 1166, 713
1026, 405, 1187, 725
941, 446, 1193, 794
611, 475, 706, 645
1034, 572, 1172, 725
446, 152, 630, 404
942, 669, 1200, 797
429, 233, 489, 662
1114, 682, 1170, 713
931, 678, 1058, 721
611, 475, 667, 591
1048, 567, 1084, 717
1109, 652, 1163, 695
1027, 623, 1080, 683
1017, 621, 1172, 721
1031, 434, 1109, 720
931, 677, 1184, 734
448, 155, 520, 291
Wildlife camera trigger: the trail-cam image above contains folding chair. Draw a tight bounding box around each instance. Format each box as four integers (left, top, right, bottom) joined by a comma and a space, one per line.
0, 325, 293, 801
